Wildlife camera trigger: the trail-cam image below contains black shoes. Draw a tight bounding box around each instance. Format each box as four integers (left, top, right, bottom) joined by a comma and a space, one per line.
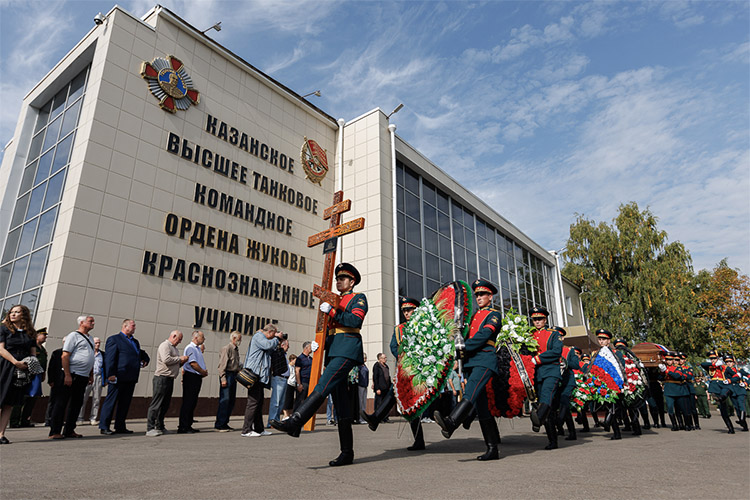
100, 429, 114, 435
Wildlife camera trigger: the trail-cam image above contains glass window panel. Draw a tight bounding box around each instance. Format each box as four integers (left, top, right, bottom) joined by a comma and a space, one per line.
504, 235, 514, 253
467, 269, 478, 284
439, 235, 452, 260
59, 99, 82, 139
452, 202, 462, 222
464, 227, 476, 252
466, 251, 477, 274
405, 217, 421, 246
477, 235, 488, 259
437, 211, 450, 235
423, 203, 437, 230
424, 228, 438, 256
455, 268, 468, 283
34, 102, 51, 134
52, 134, 74, 175
440, 259, 453, 282
463, 209, 474, 229
407, 271, 423, 300
68, 70, 87, 104
34, 149, 54, 185
426, 253, 440, 281
452, 220, 464, 246
500, 270, 510, 291
489, 263, 498, 285
7, 256, 29, 296
422, 180, 436, 207
34, 207, 57, 250
405, 192, 420, 219
28, 131, 45, 161
10, 194, 30, 229
43, 170, 65, 211
397, 238, 406, 266
2, 228, 21, 265
437, 191, 449, 214
476, 219, 487, 241
20, 288, 40, 313
42, 115, 62, 152
24, 247, 49, 289
398, 267, 407, 296
397, 212, 405, 240
20, 161, 38, 195
50, 88, 68, 120
17, 218, 39, 257
453, 244, 466, 268
405, 168, 419, 195
406, 243, 423, 274
498, 251, 508, 271
396, 163, 404, 186
396, 186, 404, 212
426, 279, 440, 296
0, 264, 10, 297
26, 183, 46, 220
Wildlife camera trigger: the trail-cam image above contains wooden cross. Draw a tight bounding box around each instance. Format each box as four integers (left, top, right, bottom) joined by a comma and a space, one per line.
303, 190, 365, 431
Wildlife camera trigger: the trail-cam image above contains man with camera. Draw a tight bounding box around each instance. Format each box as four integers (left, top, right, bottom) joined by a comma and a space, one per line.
241, 323, 284, 437
266, 336, 290, 427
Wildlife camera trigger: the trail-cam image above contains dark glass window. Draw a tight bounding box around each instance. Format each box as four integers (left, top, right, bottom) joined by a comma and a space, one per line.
422, 180, 436, 207
407, 243, 423, 274
33, 208, 57, 250
437, 191, 449, 214
10, 194, 30, 229
452, 220, 464, 246
439, 235, 451, 260
425, 253, 440, 280
2, 229, 21, 265
437, 212, 450, 235
440, 259, 453, 282
423, 203, 437, 230
42, 115, 62, 152
424, 228, 438, 255
405, 191, 420, 218
405, 168, 419, 194
405, 217, 421, 246
7, 256, 29, 296
24, 247, 48, 289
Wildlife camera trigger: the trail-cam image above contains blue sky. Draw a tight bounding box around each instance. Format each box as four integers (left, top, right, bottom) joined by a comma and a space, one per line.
1, 0, 748, 274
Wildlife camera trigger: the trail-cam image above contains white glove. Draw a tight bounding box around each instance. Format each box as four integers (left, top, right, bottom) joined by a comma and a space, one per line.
319, 302, 332, 314
658, 363, 666, 372
715, 359, 724, 366
311, 341, 319, 352
723, 380, 730, 385
530, 357, 537, 366
741, 382, 747, 388
638, 362, 645, 369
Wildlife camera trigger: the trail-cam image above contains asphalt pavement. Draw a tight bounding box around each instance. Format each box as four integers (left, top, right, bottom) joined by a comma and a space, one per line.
1, 411, 748, 499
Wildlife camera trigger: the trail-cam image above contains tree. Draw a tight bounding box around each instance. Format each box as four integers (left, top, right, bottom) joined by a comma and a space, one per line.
562, 202, 706, 351
697, 259, 750, 359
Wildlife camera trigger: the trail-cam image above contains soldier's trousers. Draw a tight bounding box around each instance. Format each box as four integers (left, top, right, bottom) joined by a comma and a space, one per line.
535, 376, 561, 407
313, 356, 356, 421
462, 367, 494, 419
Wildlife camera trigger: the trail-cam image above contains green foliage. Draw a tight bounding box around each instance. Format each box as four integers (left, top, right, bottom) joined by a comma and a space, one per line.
562, 202, 707, 352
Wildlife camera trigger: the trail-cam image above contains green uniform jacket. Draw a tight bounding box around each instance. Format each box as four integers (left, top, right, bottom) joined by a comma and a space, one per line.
532, 328, 563, 381
724, 366, 746, 398
659, 366, 686, 397
390, 323, 405, 358
324, 291, 367, 364
463, 308, 500, 374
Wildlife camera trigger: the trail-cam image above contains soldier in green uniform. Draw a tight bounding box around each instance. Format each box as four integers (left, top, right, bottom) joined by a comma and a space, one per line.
694, 376, 711, 418
700, 350, 734, 433
271, 263, 367, 466
678, 353, 699, 430
434, 279, 502, 461
361, 297, 426, 450
528, 306, 563, 449
723, 354, 748, 432
613, 338, 642, 436
658, 352, 686, 431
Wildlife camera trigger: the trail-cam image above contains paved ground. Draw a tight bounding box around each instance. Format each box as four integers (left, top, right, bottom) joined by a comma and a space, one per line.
1, 411, 748, 499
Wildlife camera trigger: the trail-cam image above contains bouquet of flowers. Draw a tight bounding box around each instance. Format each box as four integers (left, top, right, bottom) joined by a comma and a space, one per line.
496, 308, 538, 351
584, 364, 621, 405
571, 371, 594, 410
621, 356, 646, 405
397, 299, 455, 389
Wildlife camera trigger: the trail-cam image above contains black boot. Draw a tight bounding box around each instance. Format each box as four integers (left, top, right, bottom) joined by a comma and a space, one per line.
611, 420, 622, 440
564, 413, 577, 440
477, 419, 500, 460
462, 407, 476, 430
631, 412, 642, 436
692, 412, 701, 430
738, 411, 748, 432
720, 405, 735, 434
543, 417, 558, 450
668, 413, 679, 431
639, 405, 651, 430
675, 413, 685, 430
434, 399, 473, 439
603, 408, 614, 432
329, 419, 354, 466
270, 391, 325, 437
407, 419, 425, 451
531, 403, 550, 433
361, 389, 395, 432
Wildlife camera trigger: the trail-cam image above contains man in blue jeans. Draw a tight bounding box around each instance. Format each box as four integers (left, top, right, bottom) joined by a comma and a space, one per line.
267, 338, 290, 427
214, 331, 242, 431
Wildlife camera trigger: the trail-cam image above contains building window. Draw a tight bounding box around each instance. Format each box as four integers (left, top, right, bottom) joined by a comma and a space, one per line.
0, 66, 89, 317
395, 159, 553, 322
565, 296, 573, 316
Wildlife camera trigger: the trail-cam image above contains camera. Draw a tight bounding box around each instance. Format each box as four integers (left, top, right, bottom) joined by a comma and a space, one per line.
281, 332, 288, 340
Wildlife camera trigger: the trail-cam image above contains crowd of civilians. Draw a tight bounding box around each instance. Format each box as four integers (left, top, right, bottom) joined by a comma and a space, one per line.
2, 306, 434, 444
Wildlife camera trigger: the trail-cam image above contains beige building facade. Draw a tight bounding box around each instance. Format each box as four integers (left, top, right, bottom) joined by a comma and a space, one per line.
0, 5, 586, 413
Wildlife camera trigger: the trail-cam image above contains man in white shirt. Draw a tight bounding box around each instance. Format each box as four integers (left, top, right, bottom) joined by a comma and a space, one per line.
77, 337, 103, 425
178, 331, 207, 433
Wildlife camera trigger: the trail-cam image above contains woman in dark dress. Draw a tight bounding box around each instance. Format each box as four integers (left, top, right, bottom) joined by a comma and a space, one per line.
0, 304, 37, 444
